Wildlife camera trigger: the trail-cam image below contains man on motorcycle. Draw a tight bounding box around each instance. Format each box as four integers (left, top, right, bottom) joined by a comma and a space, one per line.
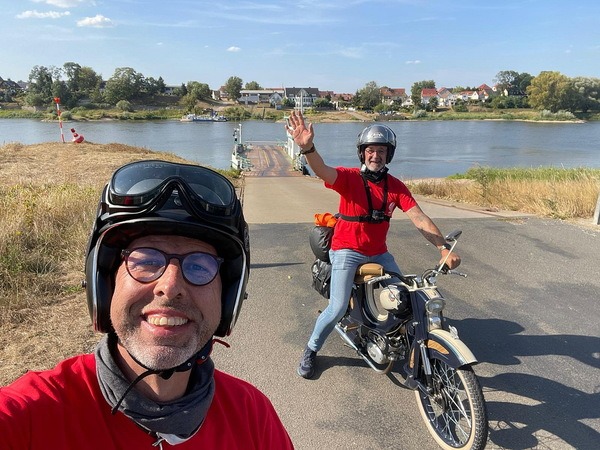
286, 110, 461, 379
0, 160, 293, 449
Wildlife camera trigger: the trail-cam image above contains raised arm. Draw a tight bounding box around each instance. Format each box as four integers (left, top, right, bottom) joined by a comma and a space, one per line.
285, 110, 338, 185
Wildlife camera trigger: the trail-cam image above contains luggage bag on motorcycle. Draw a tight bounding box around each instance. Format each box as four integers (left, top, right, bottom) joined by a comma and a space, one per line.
309, 213, 337, 298
311, 258, 331, 299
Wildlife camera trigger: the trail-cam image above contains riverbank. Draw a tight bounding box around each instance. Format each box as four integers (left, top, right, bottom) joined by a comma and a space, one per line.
1, 104, 597, 123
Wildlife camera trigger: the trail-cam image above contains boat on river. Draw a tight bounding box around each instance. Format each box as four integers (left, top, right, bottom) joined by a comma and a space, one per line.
180, 113, 228, 122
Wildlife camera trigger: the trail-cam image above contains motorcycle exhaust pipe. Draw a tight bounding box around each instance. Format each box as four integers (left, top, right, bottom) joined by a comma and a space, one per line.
334, 324, 390, 373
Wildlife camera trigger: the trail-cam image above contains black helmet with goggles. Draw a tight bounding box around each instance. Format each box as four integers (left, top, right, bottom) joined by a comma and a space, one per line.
84, 160, 250, 337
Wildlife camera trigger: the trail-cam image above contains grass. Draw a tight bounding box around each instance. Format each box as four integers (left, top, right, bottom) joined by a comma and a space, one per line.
406, 166, 600, 219
0, 142, 242, 384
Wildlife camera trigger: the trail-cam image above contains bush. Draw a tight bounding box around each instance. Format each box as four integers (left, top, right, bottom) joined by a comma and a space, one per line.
116, 100, 133, 112
540, 110, 576, 120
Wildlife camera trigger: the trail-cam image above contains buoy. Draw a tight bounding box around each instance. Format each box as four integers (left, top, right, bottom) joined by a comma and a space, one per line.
70, 128, 84, 144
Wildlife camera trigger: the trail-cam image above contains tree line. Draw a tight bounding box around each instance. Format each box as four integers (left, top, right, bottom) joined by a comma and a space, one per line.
4, 63, 600, 115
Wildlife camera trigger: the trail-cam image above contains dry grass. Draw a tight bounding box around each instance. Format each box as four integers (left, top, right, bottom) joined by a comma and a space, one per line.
407, 170, 600, 220
0, 142, 194, 385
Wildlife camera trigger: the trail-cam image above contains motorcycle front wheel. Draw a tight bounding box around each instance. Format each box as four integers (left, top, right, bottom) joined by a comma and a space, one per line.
415, 359, 488, 450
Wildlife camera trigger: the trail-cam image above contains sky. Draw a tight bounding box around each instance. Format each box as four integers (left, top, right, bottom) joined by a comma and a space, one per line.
1, 0, 600, 94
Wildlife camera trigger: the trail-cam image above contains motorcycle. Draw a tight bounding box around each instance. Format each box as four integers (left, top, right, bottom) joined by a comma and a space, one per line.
314, 229, 488, 450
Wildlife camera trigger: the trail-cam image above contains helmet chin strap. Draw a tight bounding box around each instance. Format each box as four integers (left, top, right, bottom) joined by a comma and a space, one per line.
360, 164, 388, 183
109, 334, 218, 415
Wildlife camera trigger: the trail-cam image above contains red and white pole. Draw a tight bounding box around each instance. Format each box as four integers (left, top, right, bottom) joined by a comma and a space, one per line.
54, 97, 65, 143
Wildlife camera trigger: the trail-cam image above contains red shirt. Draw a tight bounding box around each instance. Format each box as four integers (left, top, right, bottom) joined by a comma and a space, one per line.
0, 354, 294, 450
326, 167, 416, 256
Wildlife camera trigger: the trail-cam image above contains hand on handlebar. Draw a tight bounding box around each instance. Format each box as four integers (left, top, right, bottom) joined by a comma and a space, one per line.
286, 110, 314, 150
439, 252, 461, 270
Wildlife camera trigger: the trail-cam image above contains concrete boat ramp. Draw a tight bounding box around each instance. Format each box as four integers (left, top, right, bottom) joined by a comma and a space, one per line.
239, 142, 529, 224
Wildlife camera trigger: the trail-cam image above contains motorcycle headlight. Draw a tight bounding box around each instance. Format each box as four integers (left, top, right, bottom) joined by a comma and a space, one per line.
425, 298, 445, 314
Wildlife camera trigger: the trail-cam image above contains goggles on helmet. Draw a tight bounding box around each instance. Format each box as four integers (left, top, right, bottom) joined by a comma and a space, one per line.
106, 160, 236, 219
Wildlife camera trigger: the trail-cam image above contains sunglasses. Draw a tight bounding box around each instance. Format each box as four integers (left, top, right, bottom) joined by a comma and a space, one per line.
121, 247, 224, 286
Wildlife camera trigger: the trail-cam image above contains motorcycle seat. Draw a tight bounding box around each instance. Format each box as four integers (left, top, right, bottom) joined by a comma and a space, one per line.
354, 263, 384, 284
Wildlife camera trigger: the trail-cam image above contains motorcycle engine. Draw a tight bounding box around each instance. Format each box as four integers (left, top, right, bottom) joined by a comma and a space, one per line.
378, 286, 410, 316
366, 332, 389, 364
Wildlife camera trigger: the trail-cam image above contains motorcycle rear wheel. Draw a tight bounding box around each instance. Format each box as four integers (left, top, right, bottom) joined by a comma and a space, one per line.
415, 360, 488, 450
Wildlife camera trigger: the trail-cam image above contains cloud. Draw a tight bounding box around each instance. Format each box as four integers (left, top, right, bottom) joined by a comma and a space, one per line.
405, 60, 421, 64
77, 15, 113, 28
32, 0, 85, 7
227, 46, 241, 52
17, 10, 71, 19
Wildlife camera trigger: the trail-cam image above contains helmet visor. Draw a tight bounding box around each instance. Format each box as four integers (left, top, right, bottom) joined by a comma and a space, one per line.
108, 160, 236, 216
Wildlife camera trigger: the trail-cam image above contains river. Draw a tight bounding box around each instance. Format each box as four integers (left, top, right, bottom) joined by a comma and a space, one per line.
1, 119, 599, 179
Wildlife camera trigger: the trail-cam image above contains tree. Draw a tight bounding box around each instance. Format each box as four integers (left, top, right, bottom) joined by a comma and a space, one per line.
179, 93, 198, 112
103, 67, 144, 104
225, 76, 243, 102
354, 81, 381, 110
245, 81, 261, 90
313, 98, 333, 109
494, 70, 519, 92
527, 71, 573, 112
410, 80, 435, 111
186, 81, 211, 101
26, 65, 54, 106
61, 62, 102, 106
494, 70, 533, 95
569, 77, 600, 112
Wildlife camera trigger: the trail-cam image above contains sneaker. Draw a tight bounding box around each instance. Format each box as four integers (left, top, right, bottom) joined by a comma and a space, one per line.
297, 346, 317, 379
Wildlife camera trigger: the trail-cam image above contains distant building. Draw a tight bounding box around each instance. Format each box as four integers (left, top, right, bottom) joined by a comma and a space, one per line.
238, 88, 284, 106
284, 87, 320, 108
0, 77, 23, 97
420, 88, 438, 105
380, 87, 407, 105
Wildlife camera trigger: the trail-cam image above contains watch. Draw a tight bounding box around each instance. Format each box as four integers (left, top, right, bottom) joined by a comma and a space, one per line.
439, 243, 452, 251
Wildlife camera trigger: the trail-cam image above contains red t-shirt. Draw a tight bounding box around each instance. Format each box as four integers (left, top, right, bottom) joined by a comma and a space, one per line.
0, 354, 294, 449
326, 167, 416, 256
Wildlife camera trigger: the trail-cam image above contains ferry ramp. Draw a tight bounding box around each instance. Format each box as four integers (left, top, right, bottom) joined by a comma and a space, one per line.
242, 141, 302, 177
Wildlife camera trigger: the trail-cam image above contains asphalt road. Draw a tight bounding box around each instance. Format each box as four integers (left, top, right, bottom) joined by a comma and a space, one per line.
212, 175, 600, 450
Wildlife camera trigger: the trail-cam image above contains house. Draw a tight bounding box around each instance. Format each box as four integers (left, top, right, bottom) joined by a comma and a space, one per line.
162, 85, 179, 95
456, 90, 480, 102
420, 88, 438, 105
284, 87, 320, 108
436, 87, 456, 107
380, 87, 407, 105
477, 84, 494, 102
0, 77, 23, 97
238, 88, 284, 105
331, 93, 354, 109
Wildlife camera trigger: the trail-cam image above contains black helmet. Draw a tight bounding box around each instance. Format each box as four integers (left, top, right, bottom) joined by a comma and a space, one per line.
84, 160, 250, 337
356, 124, 397, 164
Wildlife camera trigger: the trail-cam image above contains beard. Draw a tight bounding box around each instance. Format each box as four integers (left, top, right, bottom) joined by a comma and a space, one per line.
114, 310, 218, 371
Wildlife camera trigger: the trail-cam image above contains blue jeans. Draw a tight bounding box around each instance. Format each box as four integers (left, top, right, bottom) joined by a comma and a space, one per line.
307, 249, 402, 352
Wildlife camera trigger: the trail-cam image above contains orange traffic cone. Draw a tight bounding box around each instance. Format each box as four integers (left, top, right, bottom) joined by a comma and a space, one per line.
70, 128, 84, 144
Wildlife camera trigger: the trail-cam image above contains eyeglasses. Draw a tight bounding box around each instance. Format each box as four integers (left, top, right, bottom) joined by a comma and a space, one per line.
121, 247, 224, 286
364, 148, 387, 156
107, 160, 237, 217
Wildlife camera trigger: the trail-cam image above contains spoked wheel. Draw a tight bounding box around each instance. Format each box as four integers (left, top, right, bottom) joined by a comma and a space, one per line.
415, 359, 488, 450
